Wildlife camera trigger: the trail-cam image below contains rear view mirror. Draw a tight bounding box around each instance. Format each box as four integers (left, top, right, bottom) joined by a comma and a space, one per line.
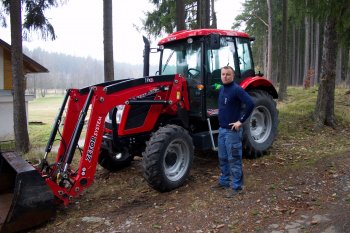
209, 34, 220, 50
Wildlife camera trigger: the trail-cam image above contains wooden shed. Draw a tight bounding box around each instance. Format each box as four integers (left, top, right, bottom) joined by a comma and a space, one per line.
0, 38, 48, 141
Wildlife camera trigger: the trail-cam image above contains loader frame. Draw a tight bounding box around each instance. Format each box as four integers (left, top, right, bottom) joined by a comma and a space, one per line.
42, 74, 189, 205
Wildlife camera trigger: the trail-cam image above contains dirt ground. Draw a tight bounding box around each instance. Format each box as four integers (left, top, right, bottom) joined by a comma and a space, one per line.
29, 142, 350, 233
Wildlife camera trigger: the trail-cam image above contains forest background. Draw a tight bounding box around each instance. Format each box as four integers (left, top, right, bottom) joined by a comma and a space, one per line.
20, 0, 350, 96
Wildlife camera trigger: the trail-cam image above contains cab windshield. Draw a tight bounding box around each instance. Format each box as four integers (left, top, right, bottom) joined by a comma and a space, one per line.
160, 39, 201, 81
160, 39, 202, 116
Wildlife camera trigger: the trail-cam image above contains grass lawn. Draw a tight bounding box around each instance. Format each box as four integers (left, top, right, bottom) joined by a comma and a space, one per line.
28, 95, 64, 149
24, 95, 64, 160
29, 95, 64, 124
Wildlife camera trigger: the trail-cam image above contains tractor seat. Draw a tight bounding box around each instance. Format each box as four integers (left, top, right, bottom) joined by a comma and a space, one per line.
210, 69, 222, 86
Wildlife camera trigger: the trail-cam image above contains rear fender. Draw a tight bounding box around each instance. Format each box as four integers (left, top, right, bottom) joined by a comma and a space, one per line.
240, 76, 278, 99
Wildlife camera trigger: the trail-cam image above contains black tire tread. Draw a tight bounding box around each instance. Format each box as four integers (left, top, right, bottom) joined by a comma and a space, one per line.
142, 124, 194, 192
243, 90, 278, 158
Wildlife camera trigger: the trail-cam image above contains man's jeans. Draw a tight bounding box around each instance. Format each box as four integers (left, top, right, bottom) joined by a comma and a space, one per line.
218, 127, 243, 190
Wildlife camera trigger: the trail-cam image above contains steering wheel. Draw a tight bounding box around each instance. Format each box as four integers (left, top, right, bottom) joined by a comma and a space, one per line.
187, 68, 200, 79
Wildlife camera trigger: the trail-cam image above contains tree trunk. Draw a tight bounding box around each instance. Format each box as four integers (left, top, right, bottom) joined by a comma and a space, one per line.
303, 14, 310, 88
292, 24, 296, 85
10, 0, 30, 153
314, 22, 320, 85
103, 0, 114, 82
346, 49, 350, 88
266, 0, 272, 81
336, 46, 343, 85
295, 26, 301, 85
176, 0, 185, 31
341, 47, 346, 83
263, 34, 268, 77
278, 0, 288, 101
197, 0, 210, 28
205, 0, 210, 28
314, 18, 337, 128
210, 0, 217, 28
310, 17, 314, 79
274, 44, 280, 84
288, 26, 293, 85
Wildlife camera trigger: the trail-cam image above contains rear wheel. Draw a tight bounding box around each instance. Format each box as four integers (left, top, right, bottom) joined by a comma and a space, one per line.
243, 90, 278, 158
143, 125, 194, 192
98, 147, 133, 172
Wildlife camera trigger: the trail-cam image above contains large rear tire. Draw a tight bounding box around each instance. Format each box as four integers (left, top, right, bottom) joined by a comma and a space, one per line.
142, 125, 194, 192
98, 147, 133, 172
243, 90, 278, 158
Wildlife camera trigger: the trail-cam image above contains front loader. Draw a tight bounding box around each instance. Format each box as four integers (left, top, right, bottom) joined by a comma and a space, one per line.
0, 29, 278, 232
1, 75, 189, 232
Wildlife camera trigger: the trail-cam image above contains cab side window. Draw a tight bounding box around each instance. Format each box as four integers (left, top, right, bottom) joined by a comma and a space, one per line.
206, 37, 237, 115
236, 38, 254, 79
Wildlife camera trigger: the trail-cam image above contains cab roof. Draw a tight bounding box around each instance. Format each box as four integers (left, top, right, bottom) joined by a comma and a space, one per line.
158, 29, 250, 45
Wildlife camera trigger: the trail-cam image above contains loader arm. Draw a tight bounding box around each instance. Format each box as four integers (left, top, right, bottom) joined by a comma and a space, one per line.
42, 74, 189, 205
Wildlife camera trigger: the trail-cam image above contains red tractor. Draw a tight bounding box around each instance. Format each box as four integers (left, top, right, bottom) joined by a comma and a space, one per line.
0, 29, 278, 232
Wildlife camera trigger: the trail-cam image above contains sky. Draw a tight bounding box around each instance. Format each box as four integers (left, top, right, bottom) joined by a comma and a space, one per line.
0, 0, 243, 65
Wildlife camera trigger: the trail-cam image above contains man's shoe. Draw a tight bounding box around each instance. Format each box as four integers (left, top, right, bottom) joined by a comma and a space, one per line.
224, 189, 243, 198
211, 183, 229, 190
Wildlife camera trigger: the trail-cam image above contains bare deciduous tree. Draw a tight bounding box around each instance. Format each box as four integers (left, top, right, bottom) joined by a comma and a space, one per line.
266, 0, 272, 81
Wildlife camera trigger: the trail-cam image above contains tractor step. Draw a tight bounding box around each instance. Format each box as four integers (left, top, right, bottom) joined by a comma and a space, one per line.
191, 118, 219, 151
0, 151, 55, 233
207, 118, 219, 151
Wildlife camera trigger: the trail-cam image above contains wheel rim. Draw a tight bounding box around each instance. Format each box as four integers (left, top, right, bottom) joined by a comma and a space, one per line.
163, 138, 190, 182
249, 105, 272, 143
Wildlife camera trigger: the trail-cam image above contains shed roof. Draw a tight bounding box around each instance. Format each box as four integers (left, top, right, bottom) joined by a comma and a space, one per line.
0, 38, 48, 74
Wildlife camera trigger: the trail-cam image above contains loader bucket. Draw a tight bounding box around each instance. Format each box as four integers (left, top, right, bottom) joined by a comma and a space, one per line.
0, 151, 55, 233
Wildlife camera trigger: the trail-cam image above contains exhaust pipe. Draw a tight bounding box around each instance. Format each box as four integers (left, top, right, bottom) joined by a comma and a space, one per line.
143, 36, 150, 77
0, 151, 55, 233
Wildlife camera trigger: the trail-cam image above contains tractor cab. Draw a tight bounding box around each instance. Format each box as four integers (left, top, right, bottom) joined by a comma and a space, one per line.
157, 29, 256, 121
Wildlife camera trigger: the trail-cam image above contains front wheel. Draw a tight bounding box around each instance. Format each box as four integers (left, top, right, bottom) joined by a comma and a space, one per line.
98, 147, 133, 172
142, 125, 194, 192
243, 90, 278, 158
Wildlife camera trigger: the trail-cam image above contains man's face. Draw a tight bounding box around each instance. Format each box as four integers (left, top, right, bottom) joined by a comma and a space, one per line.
221, 68, 234, 84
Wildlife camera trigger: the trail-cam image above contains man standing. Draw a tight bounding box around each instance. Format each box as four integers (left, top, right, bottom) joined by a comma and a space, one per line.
212, 66, 255, 198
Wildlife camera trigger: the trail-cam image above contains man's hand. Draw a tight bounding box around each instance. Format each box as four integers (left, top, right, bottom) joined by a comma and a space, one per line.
229, 121, 242, 131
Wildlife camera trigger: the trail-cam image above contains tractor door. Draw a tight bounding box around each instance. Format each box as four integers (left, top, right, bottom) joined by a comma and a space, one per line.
205, 36, 256, 113
206, 36, 238, 115
160, 39, 204, 118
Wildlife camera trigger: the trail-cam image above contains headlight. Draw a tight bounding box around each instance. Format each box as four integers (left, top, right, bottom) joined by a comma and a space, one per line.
116, 105, 125, 124
105, 105, 125, 125
105, 112, 112, 124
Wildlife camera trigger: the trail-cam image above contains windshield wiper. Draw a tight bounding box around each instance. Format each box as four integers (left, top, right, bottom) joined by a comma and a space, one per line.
162, 50, 175, 73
